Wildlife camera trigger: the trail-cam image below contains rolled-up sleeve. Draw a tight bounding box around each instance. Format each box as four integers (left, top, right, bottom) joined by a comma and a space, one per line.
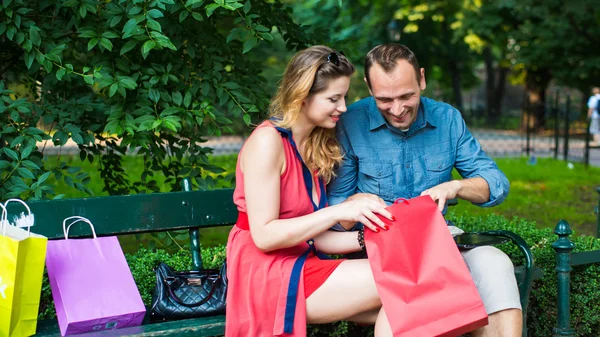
453, 116, 509, 207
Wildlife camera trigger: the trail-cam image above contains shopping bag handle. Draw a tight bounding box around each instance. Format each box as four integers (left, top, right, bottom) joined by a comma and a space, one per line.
63, 216, 98, 239
393, 198, 410, 204
1, 199, 35, 236
0, 202, 7, 235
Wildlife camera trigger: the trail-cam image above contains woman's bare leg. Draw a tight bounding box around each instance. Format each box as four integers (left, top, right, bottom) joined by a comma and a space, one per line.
305, 259, 392, 336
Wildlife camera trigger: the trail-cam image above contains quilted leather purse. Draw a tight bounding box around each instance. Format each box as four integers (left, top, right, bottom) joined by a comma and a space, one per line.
150, 262, 227, 320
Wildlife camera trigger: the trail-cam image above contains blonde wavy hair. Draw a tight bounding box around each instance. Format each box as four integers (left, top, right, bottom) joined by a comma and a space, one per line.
269, 45, 355, 183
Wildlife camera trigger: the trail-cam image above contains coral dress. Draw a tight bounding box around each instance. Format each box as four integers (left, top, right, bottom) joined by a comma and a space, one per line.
225, 121, 344, 337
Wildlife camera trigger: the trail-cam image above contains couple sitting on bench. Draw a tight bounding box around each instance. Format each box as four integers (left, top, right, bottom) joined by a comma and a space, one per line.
225, 43, 522, 337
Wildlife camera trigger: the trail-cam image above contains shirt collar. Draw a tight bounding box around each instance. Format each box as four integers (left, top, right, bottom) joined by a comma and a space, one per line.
368, 97, 387, 131
367, 97, 437, 133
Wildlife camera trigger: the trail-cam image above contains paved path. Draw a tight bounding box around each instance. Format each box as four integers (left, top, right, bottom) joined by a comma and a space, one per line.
39, 129, 600, 167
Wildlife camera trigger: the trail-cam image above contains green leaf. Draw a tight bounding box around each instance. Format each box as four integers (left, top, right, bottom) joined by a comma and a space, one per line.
0, 160, 11, 169
172, 91, 183, 106
10, 136, 23, 147
102, 31, 119, 39
179, 11, 189, 22
243, 113, 251, 125
205, 3, 220, 17
24, 52, 34, 69
242, 37, 258, 53
79, 5, 87, 18
3, 0, 13, 8
109, 83, 119, 97
185, 0, 204, 6
147, 19, 161, 32
223, 82, 240, 89
84, 75, 94, 85
183, 91, 192, 108
149, 88, 160, 103
16, 167, 35, 179
120, 40, 137, 55
6, 25, 15, 40
88, 38, 99, 51
109, 15, 123, 27
0, 23, 6, 35
72, 133, 84, 144
38, 171, 51, 184
192, 12, 203, 21
79, 29, 97, 38
3, 148, 19, 161
243, 0, 251, 14
100, 38, 113, 51
142, 40, 156, 59
260, 32, 273, 41
118, 76, 137, 89
29, 26, 41, 46
21, 144, 33, 159
122, 19, 140, 38
56, 68, 67, 80
147, 9, 164, 19
21, 160, 40, 170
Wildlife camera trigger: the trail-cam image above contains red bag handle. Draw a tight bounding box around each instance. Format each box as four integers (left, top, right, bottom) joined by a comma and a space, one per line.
394, 198, 409, 204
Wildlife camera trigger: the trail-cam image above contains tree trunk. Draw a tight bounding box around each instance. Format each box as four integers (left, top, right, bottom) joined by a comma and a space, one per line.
522, 69, 552, 131
484, 46, 495, 119
492, 65, 508, 120
441, 18, 463, 111
449, 60, 463, 111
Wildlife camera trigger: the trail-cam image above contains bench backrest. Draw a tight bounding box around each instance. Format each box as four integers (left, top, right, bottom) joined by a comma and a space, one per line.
5, 188, 237, 239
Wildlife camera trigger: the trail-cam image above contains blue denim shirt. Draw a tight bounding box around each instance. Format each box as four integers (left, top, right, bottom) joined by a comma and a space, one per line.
328, 96, 509, 213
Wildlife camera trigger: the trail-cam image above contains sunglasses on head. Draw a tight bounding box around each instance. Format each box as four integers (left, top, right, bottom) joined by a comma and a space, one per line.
326, 51, 345, 66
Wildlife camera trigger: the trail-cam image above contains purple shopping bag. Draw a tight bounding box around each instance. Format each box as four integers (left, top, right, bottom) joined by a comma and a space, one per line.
46, 216, 146, 336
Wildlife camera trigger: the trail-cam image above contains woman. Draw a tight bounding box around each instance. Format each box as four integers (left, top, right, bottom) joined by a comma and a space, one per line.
225, 46, 394, 337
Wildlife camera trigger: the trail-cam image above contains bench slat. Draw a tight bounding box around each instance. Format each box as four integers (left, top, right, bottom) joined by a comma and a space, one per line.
35, 316, 225, 337
6, 189, 237, 239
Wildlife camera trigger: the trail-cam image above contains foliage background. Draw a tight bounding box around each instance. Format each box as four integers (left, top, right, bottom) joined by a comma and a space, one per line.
0, 0, 313, 201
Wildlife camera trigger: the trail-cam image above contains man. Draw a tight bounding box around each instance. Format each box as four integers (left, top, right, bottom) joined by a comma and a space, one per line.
587, 87, 600, 146
328, 43, 521, 337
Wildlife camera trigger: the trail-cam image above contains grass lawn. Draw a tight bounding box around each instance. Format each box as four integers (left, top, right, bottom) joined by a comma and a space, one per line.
45, 154, 600, 248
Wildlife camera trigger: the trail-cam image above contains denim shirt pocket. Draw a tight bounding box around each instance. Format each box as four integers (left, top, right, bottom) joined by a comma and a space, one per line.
424, 155, 454, 187
357, 161, 394, 200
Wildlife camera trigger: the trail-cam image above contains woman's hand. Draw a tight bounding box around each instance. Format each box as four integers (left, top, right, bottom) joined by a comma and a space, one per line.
334, 196, 394, 232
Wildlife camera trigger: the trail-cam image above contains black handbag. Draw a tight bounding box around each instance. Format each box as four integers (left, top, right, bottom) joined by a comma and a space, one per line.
150, 262, 227, 320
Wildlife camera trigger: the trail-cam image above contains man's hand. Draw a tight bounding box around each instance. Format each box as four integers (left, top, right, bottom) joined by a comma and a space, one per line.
420, 180, 462, 212
338, 193, 387, 230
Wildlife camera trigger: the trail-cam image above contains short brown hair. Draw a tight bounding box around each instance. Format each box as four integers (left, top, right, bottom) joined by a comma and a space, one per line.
364, 43, 421, 88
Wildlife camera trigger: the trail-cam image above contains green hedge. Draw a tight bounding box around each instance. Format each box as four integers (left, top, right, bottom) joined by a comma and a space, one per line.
36, 214, 600, 336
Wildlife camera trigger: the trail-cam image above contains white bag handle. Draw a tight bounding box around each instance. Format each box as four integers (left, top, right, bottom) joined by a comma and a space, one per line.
1, 199, 35, 236
62, 216, 97, 239
0, 202, 8, 234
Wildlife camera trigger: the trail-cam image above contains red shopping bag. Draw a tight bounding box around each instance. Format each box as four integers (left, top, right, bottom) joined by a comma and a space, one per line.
365, 196, 488, 337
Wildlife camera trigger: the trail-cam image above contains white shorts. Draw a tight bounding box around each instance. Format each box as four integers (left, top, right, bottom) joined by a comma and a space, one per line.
461, 246, 522, 314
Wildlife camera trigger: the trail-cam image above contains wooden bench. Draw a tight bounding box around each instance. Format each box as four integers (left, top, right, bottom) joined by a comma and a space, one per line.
13, 183, 540, 336
8, 179, 237, 337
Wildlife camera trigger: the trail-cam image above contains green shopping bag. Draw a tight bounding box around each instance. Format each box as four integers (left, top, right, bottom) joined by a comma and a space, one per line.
0, 199, 47, 337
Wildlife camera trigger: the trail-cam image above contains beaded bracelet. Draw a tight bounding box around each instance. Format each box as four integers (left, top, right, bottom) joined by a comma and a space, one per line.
357, 227, 365, 250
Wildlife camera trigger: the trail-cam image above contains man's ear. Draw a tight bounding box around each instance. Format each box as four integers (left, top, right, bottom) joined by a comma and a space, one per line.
419, 68, 427, 91
364, 77, 373, 96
